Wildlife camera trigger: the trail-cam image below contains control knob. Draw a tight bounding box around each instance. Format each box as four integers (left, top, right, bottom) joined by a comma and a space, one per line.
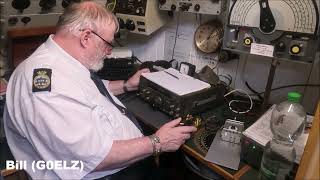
290, 44, 302, 55
194, 4, 200, 11
154, 96, 163, 107
169, 104, 175, 110
275, 42, 286, 52
62, 0, 80, 8
12, 0, 30, 12
21, 17, 31, 24
243, 37, 253, 46
39, 0, 56, 10
127, 5, 135, 14
180, 3, 191, 11
159, 0, 166, 5
171, 4, 176, 11
126, 19, 135, 31
141, 88, 151, 101
136, 7, 145, 16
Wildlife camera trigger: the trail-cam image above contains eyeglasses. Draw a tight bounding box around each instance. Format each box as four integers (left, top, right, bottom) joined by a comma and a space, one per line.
79, 29, 115, 49
90, 30, 114, 49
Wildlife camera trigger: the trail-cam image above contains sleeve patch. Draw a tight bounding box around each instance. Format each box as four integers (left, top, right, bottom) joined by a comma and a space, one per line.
32, 68, 52, 92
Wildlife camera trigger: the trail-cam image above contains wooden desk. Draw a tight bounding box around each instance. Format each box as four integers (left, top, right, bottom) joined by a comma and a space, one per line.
122, 94, 253, 180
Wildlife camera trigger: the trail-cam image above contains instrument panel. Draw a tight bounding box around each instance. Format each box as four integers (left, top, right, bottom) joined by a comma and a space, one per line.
110, 0, 168, 35
159, 0, 222, 15
2, 0, 65, 29
222, 0, 320, 62
0, 0, 108, 29
111, 0, 147, 16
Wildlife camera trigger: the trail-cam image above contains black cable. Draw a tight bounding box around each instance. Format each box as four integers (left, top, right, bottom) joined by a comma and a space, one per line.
248, 83, 320, 96
171, 13, 180, 60
131, 56, 142, 64
218, 75, 232, 86
245, 81, 264, 101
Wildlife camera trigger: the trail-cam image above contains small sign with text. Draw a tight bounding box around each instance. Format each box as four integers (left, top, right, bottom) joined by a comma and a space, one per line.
6, 160, 83, 173
250, 43, 274, 57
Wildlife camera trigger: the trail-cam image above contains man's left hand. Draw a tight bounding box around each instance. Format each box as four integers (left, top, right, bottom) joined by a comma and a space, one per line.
125, 68, 150, 91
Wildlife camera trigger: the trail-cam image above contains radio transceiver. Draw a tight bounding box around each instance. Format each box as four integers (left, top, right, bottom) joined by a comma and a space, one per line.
139, 68, 226, 118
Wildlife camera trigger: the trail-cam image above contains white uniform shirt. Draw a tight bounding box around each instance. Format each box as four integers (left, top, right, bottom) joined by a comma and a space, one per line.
4, 35, 143, 179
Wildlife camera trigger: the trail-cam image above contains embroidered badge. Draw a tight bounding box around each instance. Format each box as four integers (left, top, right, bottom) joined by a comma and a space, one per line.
32, 68, 52, 92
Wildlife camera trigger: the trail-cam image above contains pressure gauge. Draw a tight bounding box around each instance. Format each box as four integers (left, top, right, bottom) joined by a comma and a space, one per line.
194, 21, 223, 53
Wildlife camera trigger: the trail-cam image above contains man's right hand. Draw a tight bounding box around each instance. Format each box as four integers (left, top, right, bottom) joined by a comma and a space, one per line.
155, 118, 197, 152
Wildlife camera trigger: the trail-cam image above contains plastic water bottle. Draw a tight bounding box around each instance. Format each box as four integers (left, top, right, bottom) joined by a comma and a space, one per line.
259, 92, 306, 180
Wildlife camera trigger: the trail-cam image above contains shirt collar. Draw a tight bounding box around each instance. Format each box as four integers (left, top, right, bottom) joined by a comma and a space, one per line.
44, 34, 90, 78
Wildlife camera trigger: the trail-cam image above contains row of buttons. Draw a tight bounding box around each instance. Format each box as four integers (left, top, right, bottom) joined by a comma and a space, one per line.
140, 88, 182, 118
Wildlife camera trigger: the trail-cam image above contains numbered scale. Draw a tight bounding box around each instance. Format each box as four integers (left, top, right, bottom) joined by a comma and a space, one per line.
222, 0, 320, 62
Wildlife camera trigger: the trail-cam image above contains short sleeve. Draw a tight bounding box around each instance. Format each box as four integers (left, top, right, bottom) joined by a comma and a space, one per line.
22, 90, 113, 179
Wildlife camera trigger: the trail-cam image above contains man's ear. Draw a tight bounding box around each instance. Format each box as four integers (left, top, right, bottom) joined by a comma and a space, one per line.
79, 30, 91, 48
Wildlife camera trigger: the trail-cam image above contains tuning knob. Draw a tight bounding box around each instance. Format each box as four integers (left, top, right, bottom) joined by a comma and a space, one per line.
62, 0, 80, 8
243, 37, 253, 46
21, 16, 31, 24
126, 19, 135, 31
171, 4, 176, 11
39, 0, 56, 10
194, 4, 200, 11
159, 0, 166, 5
290, 44, 302, 55
127, 5, 135, 14
62, 0, 70, 8
12, 0, 30, 12
136, 7, 145, 16
154, 97, 163, 107
275, 42, 286, 52
180, 3, 191, 11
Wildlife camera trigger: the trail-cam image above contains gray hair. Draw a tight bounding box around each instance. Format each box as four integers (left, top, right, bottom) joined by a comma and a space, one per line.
56, 1, 119, 35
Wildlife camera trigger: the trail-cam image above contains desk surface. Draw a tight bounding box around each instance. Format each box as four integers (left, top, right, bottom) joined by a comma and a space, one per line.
122, 93, 258, 180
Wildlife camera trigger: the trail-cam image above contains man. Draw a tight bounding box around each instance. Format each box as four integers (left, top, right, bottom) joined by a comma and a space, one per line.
3, 1, 197, 179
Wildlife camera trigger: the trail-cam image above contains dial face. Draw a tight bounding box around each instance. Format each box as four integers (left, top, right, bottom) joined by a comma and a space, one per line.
179, 64, 190, 74
229, 0, 319, 34
194, 22, 223, 53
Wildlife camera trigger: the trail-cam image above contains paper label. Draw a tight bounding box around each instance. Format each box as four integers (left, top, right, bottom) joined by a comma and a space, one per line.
250, 43, 274, 57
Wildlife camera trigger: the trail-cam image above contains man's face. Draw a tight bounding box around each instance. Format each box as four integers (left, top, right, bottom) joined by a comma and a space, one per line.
89, 44, 107, 72
87, 22, 116, 72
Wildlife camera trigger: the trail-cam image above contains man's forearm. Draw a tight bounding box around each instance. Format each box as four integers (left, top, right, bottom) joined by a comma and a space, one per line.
94, 136, 153, 171
107, 80, 126, 95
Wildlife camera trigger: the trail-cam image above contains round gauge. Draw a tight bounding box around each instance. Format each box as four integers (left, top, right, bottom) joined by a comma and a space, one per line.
194, 21, 223, 53
105, 0, 116, 12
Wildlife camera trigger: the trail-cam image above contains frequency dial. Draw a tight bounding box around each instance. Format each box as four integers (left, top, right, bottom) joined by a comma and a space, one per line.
39, 0, 57, 10
11, 0, 30, 12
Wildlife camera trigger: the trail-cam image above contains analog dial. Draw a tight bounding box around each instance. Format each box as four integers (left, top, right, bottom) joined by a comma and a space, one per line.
194, 21, 223, 53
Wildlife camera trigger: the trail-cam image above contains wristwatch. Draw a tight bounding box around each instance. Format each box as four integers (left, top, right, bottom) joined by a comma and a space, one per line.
148, 134, 161, 156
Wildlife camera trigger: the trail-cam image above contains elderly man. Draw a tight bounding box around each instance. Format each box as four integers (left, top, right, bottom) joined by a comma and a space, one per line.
4, 1, 196, 179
